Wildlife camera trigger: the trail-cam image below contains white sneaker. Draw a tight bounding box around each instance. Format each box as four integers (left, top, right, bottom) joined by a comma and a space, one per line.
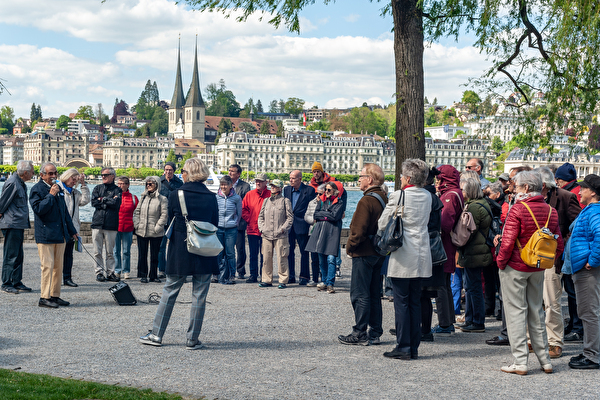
307, 280, 317, 287
501, 364, 528, 375
541, 363, 553, 374
123, 273, 130, 279
317, 282, 326, 290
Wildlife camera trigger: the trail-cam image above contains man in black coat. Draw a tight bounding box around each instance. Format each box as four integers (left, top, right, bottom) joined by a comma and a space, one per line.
229, 164, 251, 279
30, 162, 77, 308
91, 167, 121, 282
158, 162, 183, 278
283, 170, 316, 285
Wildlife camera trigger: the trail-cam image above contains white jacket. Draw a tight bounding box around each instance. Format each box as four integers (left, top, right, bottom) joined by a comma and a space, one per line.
57, 181, 91, 233
379, 187, 432, 278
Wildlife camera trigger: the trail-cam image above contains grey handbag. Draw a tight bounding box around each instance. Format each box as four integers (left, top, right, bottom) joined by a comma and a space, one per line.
178, 191, 223, 257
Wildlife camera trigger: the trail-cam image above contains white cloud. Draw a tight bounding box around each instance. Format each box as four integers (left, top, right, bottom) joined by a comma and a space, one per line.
344, 14, 360, 23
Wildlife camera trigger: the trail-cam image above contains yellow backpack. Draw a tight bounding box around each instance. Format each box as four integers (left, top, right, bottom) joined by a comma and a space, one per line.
516, 203, 558, 269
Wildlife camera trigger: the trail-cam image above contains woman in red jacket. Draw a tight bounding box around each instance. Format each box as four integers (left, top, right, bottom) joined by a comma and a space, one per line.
114, 176, 138, 280
496, 170, 564, 375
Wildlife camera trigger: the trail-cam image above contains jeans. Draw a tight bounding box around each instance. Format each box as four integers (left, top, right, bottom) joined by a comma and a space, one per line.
158, 235, 168, 273
451, 268, 463, 314
217, 227, 237, 283
391, 277, 422, 353
1, 228, 24, 287
318, 253, 336, 287
62, 238, 75, 281
151, 274, 212, 341
247, 234, 263, 279
288, 227, 309, 281
463, 267, 485, 325
236, 229, 247, 277
114, 231, 133, 274
350, 255, 385, 339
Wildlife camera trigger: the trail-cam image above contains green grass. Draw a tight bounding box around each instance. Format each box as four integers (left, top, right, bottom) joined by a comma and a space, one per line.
0, 368, 199, 400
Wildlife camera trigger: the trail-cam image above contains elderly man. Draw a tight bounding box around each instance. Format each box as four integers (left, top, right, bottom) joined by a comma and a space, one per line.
339, 163, 387, 346
0, 160, 34, 294
30, 162, 78, 308
466, 158, 490, 189
241, 173, 271, 283
258, 179, 293, 289
535, 167, 582, 358
91, 167, 122, 282
228, 164, 251, 279
555, 162, 582, 207
283, 170, 316, 285
157, 161, 183, 278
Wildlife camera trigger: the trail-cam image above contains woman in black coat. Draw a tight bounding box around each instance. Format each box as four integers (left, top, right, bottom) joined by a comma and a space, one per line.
139, 158, 219, 350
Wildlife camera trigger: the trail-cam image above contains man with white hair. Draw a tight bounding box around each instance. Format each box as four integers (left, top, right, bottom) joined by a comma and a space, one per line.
0, 160, 34, 294
537, 166, 582, 358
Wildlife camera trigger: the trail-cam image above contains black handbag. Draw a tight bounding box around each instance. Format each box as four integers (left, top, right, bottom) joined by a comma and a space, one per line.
373, 190, 405, 256
430, 231, 447, 266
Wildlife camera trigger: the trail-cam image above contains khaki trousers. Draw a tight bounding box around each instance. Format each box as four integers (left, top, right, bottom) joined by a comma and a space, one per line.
38, 242, 66, 299
543, 268, 564, 347
499, 266, 550, 366
261, 238, 289, 284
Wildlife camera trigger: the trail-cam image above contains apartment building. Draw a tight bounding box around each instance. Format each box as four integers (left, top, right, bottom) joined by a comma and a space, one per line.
23, 130, 89, 166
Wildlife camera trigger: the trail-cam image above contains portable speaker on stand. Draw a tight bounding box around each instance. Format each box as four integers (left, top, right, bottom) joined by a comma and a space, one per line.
108, 281, 137, 305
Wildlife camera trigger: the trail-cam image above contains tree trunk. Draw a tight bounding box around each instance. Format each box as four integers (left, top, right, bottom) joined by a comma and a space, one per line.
392, 0, 425, 189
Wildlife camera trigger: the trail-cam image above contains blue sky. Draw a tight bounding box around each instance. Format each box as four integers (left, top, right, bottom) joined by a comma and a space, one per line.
0, 0, 489, 120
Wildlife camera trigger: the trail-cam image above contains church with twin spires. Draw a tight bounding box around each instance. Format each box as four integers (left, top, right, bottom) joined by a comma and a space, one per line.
168, 38, 206, 141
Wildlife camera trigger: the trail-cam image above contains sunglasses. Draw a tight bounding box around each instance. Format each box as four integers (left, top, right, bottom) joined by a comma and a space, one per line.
325, 188, 333, 192
181, 170, 187, 173
46, 171, 57, 176
146, 182, 155, 186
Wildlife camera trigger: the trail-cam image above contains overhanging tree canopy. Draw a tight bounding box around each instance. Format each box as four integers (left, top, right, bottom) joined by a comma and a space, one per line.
184, 0, 600, 184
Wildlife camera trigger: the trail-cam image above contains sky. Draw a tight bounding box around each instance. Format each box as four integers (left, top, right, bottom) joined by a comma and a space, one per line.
0, 0, 490, 120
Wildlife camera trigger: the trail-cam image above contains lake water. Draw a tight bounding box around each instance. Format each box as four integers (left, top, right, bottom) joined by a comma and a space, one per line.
7, 182, 368, 229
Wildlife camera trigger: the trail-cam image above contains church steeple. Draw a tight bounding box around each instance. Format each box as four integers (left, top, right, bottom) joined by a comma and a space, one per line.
170, 37, 185, 109
185, 36, 205, 108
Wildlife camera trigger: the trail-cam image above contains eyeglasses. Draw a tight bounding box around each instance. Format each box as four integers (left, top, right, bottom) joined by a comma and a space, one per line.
359, 175, 370, 179
46, 171, 57, 176
101, 174, 112, 177
181, 170, 187, 174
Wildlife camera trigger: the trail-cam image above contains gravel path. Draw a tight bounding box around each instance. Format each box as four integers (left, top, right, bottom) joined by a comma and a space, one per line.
0, 244, 598, 399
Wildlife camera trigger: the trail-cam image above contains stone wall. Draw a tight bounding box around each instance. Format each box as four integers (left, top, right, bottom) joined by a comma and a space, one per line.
3, 222, 351, 247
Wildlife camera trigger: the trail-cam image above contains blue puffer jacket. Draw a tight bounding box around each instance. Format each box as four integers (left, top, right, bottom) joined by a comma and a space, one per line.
570, 202, 600, 273
216, 188, 242, 229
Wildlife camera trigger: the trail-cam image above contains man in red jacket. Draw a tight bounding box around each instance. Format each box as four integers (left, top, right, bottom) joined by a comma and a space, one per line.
242, 173, 271, 283
114, 176, 138, 280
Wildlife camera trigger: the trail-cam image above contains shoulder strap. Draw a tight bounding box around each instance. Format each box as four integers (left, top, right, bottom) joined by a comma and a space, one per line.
178, 190, 188, 218
368, 192, 386, 211
520, 202, 541, 230
450, 190, 464, 209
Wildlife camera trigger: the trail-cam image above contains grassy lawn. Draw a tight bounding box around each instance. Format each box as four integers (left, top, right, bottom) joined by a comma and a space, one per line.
0, 369, 200, 400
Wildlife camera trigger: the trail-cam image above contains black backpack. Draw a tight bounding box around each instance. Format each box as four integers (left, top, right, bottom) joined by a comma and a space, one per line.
478, 202, 502, 247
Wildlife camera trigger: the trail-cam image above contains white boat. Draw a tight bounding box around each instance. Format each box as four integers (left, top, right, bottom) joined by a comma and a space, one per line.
205, 167, 223, 193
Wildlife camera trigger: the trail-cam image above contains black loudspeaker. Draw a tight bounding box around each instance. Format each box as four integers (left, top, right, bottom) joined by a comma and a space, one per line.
108, 281, 137, 306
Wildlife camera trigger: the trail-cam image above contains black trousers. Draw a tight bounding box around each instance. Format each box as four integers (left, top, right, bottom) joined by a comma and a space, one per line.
236, 229, 246, 277
350, 255, 385, 338
483, 263, 498, 315
62, 238, 75, 281
563, 273, 584, 334
392, 277, 422, 354
1, 228, 24, 287
137, 236, 162, 280
288, 227, 310, 281
435, 272, 455, 327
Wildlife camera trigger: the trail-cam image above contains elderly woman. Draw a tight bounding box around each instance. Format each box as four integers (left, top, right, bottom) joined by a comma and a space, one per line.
497, 170, 563, 375
381, 159, 432, 360
432, 165, 463, 335
568, 174, 600, 369
456, 174, 493, 333
140, 158, 219, 350
305, 180, 345, 294
216, 175, 242, 285
133, 176, 168, 283
57, 168, 90, 287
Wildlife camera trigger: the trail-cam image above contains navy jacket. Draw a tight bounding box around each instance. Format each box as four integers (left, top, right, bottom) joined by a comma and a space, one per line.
166, 181, 219, 276
0, 173, 30, 230
283, 183, 317, 235
159, 174, 183, 198
29, 180, 77, 244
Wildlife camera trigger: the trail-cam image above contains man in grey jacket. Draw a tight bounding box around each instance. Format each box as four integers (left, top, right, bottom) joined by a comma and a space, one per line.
257, 179, 293, 289
0, 161, 34, 294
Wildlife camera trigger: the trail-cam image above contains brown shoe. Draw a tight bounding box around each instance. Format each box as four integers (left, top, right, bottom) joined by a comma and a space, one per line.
528, 343, 533, 353
549, 345, 563, 359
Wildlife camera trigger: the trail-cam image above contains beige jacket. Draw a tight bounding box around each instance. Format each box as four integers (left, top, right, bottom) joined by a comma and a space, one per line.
258, 194, 293, 240
133, 177, 168, 238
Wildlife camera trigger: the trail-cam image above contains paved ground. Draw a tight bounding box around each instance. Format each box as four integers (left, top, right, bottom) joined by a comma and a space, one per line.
0, 244, 599, 399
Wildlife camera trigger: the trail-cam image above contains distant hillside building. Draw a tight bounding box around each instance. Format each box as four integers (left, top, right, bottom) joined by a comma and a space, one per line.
24, 130, 89, 168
